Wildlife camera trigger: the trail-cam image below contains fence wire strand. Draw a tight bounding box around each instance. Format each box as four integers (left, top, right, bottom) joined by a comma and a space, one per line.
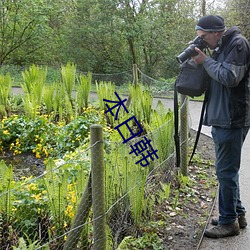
0, 68, 193, 250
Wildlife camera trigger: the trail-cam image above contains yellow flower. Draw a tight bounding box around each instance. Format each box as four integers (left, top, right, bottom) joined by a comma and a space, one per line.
71, 195, 76, 204
3, 130, 9, 135
26, 183, 37, 191
36, 152, 41, 159
32, 193, 42, 201
65, 205, 74, 218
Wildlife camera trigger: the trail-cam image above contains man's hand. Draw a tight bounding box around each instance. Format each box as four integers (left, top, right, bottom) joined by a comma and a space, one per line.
192, 47, 207, 64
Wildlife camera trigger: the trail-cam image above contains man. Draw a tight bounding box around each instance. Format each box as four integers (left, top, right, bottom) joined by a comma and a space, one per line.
192, 15, 250, 238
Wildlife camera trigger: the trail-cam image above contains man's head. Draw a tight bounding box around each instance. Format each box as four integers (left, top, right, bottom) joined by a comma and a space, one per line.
195, 15, 225, 49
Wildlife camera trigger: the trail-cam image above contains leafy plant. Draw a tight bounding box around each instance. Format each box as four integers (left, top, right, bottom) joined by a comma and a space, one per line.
0, 73, 12, 117
129, 83, 152, 124
60, 62, 76, 103
21, 65, 47, 118
96, 81, 116, 127
117, 233, 163, 250
144, 100, 174, 162
0, 161, 15, 222
76, 72, 92, 110
43, 84, 56, 114
13, 236, 43, 250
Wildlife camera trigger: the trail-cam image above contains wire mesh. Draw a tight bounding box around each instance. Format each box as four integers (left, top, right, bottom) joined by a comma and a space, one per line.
0, 67, 191, 249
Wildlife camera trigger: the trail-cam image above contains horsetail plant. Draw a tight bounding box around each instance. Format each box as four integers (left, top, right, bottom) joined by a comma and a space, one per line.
21, 65, 47, 118
0, 161, 14, 223
76, 72, 92, 112
96, 81, 116, 127
129, 84, 152, 124
43, 159, 69, 237
0, 73, 12, 117
60, 63, 76, 103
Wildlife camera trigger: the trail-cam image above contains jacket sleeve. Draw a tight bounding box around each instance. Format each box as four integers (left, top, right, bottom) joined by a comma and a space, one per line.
203, 37, 250, 87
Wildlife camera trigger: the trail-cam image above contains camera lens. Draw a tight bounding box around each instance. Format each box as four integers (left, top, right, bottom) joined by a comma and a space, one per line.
176, 44, 198, 63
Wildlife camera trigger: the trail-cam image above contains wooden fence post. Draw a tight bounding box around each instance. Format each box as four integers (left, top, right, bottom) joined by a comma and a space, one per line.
180, 94, 188, 176
63, 175, 92, 250
133, 64, 138, 86
91, 124, 106, 250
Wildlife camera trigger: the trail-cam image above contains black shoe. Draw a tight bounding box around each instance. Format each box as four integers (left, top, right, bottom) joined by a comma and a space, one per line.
204, 222, 240, 238
211, 214, 247, 229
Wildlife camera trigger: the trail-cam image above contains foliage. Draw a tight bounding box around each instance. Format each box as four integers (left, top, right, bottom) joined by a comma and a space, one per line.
0, 0, 234, 78
0, 110, 100, 158
129, 83, 153, 124
21, 65, 47, 118
0, 0, 52, 65
117, 233, 163, 250
0, 161, 14, 222
76, 72, 92, 110
0, 73, 12, 117
144, 100, 175, 162
0, 77, 177, 248
61, 63, 76, 101
96, 81, 117, 127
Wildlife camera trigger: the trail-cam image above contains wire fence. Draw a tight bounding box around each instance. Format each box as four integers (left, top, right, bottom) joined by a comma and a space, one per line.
0, 66, 191, 249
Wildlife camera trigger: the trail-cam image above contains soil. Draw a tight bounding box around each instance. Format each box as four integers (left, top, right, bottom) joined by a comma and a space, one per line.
158, 130, 217, 250
0, 152, 45, 180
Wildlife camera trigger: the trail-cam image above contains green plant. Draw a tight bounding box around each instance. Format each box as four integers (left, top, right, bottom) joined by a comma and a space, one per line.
21, 65, 47, 118
178, 173, 191, 189
158, 182, 171, 203
43, 84, 56, 114
129, 84, 152, 124
96, 81, 116, 127
60, 62, 76, 102
117, 233, 163, 250
0, 73, 12, 117
76, 72, 92, 110
0, 161, 15, 222
144, 100, 174, 162
172, 190, 180, 210
12, 177, 49, 241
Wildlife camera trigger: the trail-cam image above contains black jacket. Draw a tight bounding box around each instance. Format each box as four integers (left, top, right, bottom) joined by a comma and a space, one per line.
203, 26, 250, 128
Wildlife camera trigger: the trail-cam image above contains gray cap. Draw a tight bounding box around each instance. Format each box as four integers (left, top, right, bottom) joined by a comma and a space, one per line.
195, 15, 225, 32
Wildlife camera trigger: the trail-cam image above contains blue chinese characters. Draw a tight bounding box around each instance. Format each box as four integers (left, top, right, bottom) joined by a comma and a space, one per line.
103, 92, 158, 167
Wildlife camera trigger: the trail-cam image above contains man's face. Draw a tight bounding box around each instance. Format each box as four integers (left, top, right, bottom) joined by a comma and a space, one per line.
196, 30, 222, 49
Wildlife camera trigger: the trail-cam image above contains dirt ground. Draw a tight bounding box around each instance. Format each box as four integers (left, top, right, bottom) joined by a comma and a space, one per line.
159, 130, 217, 250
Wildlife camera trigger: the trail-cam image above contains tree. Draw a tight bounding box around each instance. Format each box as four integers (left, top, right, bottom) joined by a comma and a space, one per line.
0, 0, 50, 65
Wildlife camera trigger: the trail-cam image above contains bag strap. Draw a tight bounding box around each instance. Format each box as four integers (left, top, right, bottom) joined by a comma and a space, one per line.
174, 80, 181, 168
189, 91, 208, 164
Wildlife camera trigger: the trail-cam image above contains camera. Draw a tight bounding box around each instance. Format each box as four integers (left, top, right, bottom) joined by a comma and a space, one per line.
176, 36, 208, 64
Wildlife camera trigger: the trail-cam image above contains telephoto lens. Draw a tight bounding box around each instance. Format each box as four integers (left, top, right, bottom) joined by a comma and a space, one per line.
176, 36, 208, 63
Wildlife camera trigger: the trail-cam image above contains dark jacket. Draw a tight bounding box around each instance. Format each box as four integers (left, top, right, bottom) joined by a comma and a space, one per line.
203, 26, 250, 128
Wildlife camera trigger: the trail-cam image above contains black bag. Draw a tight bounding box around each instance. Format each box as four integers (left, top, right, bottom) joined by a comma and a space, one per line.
175, 58, 208, 97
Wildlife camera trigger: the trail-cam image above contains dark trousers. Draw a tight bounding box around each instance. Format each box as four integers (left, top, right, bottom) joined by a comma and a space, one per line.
211, 126, 249, 225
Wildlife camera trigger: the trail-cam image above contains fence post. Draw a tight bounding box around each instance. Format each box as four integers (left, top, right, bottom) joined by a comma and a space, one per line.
91, 124, 106, 250
126, 64, 138, 109
180, 94, 188, 176
133, 64, 138, 86
63, 175, 92, 250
